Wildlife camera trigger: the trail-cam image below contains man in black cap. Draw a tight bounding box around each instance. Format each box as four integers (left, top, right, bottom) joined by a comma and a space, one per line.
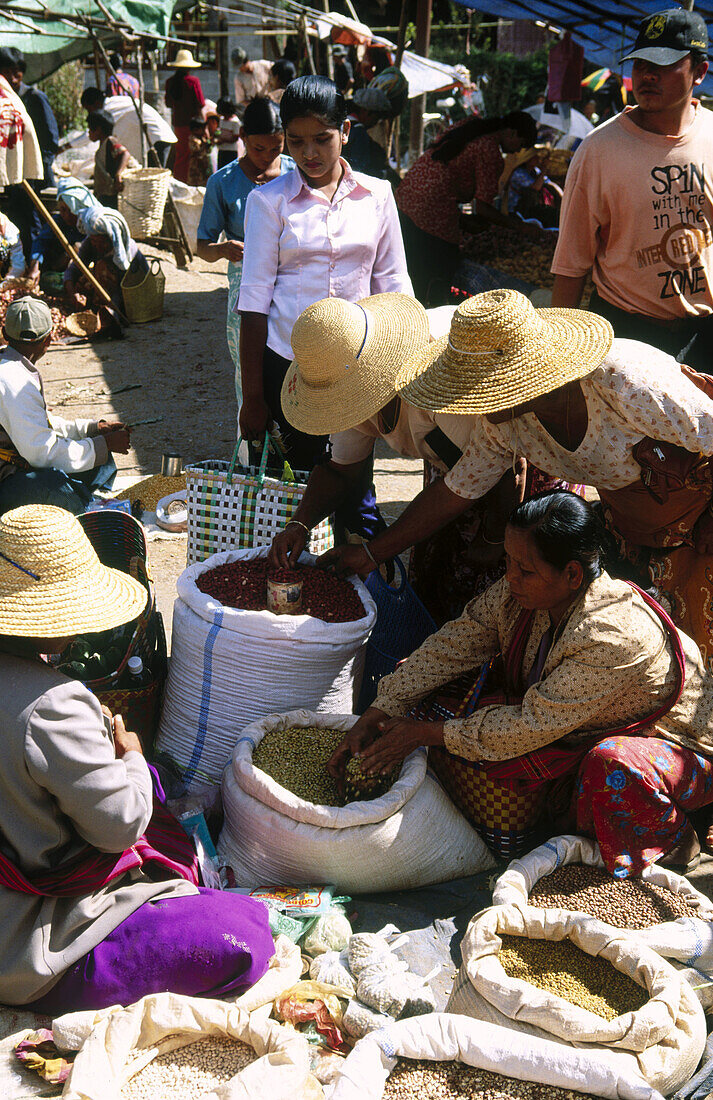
551, 9, 713, 370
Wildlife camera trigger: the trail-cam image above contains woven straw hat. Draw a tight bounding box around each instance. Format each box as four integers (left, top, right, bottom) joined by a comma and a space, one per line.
281, 293, 430, 435
0, 506, 147, 637
169, 48, 201, 69
396, 288, 613, 415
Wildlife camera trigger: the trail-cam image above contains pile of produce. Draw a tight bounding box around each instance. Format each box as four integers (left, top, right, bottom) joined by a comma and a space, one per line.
196, 560, 365, 622
465, 226, 557, 289
384, 1060, 589, 1099
498, 934, 648, 1021
57, 620, 136, 682
121, 1037, 255, 1100
114, 474, 186, 512
529, 864, 701, 929
252, 725, 398, 806
0, 284, 71, 341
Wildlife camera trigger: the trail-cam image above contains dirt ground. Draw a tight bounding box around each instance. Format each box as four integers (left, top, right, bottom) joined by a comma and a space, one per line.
41, 247, 423, 636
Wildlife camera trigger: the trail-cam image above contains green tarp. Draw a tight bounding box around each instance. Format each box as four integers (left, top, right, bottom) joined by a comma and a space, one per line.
0, 0, 180, 81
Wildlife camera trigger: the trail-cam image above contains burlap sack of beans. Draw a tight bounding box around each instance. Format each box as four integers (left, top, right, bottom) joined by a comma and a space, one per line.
447, 904, 706, 1096
52, 937, 324, 1100
493, 834, 713, 1008
218, 710, 494, 893
327, 1013, 665, 1100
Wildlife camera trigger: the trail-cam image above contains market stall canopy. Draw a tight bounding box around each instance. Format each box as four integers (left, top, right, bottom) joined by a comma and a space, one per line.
453, 0, 713, 92
312, 9, 468, 96
0, 0, 188, 82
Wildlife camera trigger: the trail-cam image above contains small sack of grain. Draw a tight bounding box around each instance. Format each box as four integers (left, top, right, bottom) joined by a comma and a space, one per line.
341, 998, 392, 1039
303, 908, 352, 956
356, 962, 436, 1019
348, 933, 400, 977
309, 950, 356, 996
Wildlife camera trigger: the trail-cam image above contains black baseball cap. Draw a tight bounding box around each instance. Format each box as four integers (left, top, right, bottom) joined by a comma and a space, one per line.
621, 9, 709, 65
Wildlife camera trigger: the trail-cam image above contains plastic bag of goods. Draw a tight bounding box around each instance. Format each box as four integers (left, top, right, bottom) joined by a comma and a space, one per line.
446, 902, 706, 1097
156, 549, 376, 791
492, 833, 713, 1008
218, 709, 494, 892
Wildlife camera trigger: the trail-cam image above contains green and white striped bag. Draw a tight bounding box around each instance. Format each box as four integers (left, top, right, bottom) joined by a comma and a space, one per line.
185, 436, 334, 565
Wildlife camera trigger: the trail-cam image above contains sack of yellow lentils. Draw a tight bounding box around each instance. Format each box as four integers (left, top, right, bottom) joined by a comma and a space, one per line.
492, 834, 713, 1010
447, 904, 706, 1097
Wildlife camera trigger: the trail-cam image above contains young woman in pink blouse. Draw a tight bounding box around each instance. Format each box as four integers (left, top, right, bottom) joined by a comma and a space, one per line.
237, 75, 411, 509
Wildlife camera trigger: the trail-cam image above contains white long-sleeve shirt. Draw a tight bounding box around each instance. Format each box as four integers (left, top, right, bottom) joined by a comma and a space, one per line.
0, 345, 107, 477
237, 159, 412, 359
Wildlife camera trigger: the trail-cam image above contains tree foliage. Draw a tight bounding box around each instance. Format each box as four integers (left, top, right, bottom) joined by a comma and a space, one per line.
38, 60, 85, 136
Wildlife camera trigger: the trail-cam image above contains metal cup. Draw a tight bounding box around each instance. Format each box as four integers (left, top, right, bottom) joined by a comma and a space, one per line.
161, 453, 182, 477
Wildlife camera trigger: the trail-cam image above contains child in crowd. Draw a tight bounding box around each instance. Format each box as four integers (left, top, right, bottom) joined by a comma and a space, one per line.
187, 117, 212, 186
214, 98, 242, 168
196, 98, 293, 428
238, 75, 410, 535
87, 110, 137, 208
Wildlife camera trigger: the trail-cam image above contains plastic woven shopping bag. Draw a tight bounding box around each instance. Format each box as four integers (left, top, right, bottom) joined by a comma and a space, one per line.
185, 435, 334, 565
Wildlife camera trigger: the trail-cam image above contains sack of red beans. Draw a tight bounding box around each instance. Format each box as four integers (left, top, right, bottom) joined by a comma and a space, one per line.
155, 549, 377, 792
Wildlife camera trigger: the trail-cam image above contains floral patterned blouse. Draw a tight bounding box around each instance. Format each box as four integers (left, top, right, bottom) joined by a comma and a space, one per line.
446, 339, 713, 500
375, 572, 713, 762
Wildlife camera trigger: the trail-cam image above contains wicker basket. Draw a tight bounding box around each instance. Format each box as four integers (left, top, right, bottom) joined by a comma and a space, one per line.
119, 166, 171, 239
121, 258, 165, 324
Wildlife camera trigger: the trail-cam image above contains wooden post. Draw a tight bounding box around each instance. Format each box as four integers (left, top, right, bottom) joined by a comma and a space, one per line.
321, 0, 334, 80
137, 48, 146, 167
299, 15, 317, 74
395, 0, 410, 67
408, 0, 432, 162
21, 181, 128, 324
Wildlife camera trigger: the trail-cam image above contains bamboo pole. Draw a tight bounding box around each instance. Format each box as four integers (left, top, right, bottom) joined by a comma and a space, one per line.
21, 181, 128, 324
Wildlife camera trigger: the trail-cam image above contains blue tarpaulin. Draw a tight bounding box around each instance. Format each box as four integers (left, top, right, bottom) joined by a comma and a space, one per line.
453, 0, 713, 91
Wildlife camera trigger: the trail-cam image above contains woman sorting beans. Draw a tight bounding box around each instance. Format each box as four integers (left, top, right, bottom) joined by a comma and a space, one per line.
330, 491, 713, 876
0, 505, 273, 1011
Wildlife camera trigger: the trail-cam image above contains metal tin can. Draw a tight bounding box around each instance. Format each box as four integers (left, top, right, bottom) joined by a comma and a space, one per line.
267, 576, 303, 615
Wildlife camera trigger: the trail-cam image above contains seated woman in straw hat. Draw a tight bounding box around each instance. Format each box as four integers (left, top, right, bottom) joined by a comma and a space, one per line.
330, 490, 713, 874
270, 292, 579, 624
325, 288, 713, 671
0, 505, 273, 1011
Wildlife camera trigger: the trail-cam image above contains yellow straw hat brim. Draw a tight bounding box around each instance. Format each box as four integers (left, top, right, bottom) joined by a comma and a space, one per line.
281, 292, 430, 435
396, 304, 613, 415
0, 505, 148, 637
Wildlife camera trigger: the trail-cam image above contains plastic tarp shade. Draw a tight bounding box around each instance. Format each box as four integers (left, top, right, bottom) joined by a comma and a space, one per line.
452, 0, 713, 94
0, 0, 183, 82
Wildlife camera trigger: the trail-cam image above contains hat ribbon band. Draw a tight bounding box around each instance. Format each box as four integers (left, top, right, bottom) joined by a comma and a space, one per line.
355, 303, 369, 360
447, 339, 503, 357
0, 551, 39, 580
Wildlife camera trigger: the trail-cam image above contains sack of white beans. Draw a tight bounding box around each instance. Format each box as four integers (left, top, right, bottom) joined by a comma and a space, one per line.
446, 903, 706, 1097
493, 834, 713, 1006
53, 938, 323, 1100
218, 710, 495, 893
325, 1013, 667, 1100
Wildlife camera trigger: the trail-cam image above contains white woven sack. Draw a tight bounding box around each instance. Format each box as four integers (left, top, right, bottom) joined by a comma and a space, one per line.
156, 549, 376, 791
218, 710, 494, 893
325, 1013, 665, 1100
51, 937, 323, 1100
447, 903, 706, 1096
492, 834, 713, 1011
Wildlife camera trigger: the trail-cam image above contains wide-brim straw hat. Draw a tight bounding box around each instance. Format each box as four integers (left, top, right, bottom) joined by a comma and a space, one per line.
169, 48, 201, 68
281, 292, 430, 435
0, 505, 148, 637
396, 288, 613, 415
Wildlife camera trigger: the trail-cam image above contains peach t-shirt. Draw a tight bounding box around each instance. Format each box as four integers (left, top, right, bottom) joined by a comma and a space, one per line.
552, 103, 713, 319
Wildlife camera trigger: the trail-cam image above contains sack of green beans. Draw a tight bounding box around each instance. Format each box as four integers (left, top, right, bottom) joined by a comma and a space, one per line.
218, 710, 495, 893
447, 903, 706, 1096
492, 834, 713, 1008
